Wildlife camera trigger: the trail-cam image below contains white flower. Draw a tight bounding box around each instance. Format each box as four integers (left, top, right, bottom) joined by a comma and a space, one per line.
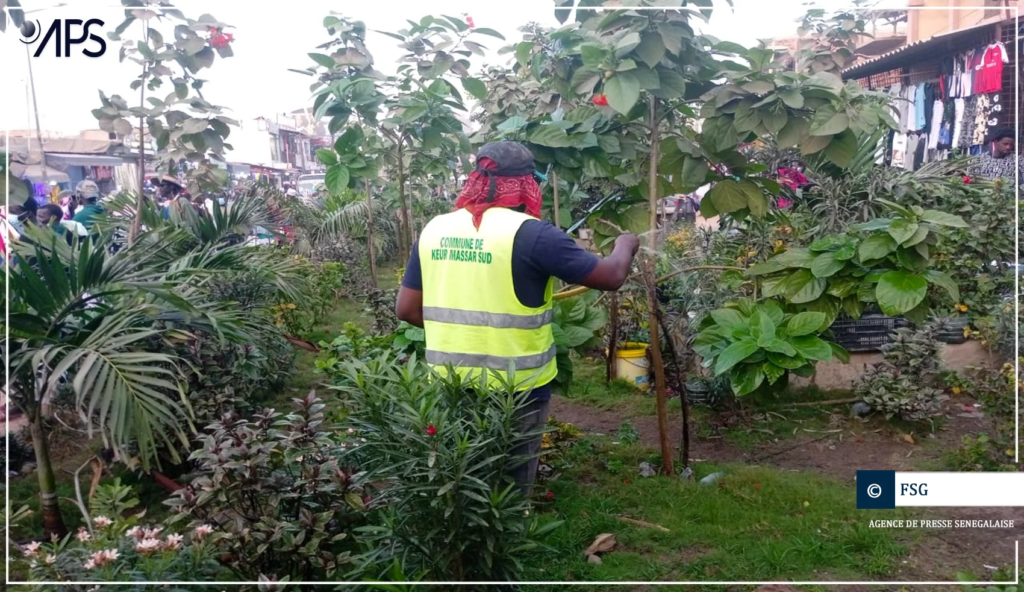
76, 528, 91, 542
135, 538, 162, 554
44, 553, 57, 565
193, 524, 214, 540
346, 428, 356, 435
359, 438, 366, 443
92, 516, 113, 528
83, 559, 96, 570
163, 534, 184, 551
22, 541, 41, 557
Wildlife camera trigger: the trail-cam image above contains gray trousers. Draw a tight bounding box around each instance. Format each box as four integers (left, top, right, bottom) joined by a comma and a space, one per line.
508, 398, 550, 498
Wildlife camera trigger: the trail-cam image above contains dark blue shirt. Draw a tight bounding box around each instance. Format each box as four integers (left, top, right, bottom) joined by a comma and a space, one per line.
403, 218, 599, 401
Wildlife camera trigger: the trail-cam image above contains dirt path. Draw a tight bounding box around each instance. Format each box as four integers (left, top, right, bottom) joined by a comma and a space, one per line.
548, 396, 1022, 584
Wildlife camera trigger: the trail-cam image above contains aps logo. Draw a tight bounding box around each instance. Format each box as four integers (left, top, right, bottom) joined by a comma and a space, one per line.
19, 18, 106, 58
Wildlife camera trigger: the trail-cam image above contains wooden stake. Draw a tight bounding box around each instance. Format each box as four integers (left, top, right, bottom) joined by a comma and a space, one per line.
645, 95, 674, 476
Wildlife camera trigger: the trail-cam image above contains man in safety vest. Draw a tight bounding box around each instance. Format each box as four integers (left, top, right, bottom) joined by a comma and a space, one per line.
397, 141, 638, 495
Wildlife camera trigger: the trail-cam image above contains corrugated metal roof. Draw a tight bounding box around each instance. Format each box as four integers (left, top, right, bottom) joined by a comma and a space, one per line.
842, 19, 1003, 79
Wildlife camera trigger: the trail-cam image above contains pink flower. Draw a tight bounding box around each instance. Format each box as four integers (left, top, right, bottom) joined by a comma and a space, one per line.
135, 538, 162, 554
44, 553, 57, 565
193, 524, 214, 540
466, 16, 475, 28
83, 559, 96, 570
93, 515, 112, 528
126, 526, 144, 540
76, 528, 91, 542
90, 549, 119, 567
163, 534, 184, 551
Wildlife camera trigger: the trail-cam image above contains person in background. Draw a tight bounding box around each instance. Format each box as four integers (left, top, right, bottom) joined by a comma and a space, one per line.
71, 180, 105, 229
968, 128, 1021, 183
395, 141, 639, 497
37, 204, 78, 245
155, 175, 185, 220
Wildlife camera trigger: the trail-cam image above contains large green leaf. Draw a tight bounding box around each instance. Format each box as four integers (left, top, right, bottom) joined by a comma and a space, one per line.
790, 335, 833, 362
745, 259, 786, 276
786, 312, 827, 336
887, 218, 919, 245
920, 210, 968, 228
325, 165, 350, 194
775, 248, 815, 269
730, 364, 765, 396
309, 53, 336, 69
461, 77, 488, 100
750, 310, 776, 346
716, 339, 760, 376
706, 179, 749, 215
782, 269, 827, 304
652, 68, 686, 99
809, 105, 849, 136
761, 338, 797, 357
823, 129, 856, 168
876, 270, 927, 315
767, 352, 809, 369
762, 362, 786, 385
605, 72, 640, 115
711, 308, 748, 333
924, 270, 960, 303
635, 33, 666, 68
810, 252, 845, 278
858, 234, 896, 263
316, 148, 337, 166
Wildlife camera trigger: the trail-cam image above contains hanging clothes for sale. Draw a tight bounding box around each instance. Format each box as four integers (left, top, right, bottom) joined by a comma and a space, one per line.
913, 81, 928, 131
972, 94, 995, 145
976, 42, 1009, 94
928, 96, 943, 150
959, 95, 978, 149
952, 98, 966, 148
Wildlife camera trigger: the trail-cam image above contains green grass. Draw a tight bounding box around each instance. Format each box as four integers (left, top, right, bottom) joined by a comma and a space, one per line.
527, 435, 916, 583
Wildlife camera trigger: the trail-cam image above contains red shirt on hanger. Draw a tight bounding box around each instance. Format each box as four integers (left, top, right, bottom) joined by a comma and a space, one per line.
977, 42, 1009, 94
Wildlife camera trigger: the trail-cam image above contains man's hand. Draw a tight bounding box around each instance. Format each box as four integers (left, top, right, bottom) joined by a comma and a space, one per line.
616, 233, 640, 256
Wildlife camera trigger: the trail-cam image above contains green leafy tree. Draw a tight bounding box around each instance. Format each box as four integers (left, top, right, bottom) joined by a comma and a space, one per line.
94, 2, 237, 243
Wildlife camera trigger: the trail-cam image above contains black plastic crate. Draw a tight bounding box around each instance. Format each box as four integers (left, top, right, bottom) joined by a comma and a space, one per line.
828, 314, 910, 353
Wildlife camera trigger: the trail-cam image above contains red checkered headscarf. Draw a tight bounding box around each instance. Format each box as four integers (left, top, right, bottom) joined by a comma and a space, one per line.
455, 142, 541, 229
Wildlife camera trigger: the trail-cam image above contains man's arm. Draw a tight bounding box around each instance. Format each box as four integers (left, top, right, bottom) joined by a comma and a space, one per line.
522, 221, 639, 293
579, 234, 639, 291
395, 241, 424, 328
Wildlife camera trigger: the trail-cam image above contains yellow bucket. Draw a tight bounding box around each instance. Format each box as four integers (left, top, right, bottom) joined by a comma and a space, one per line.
615, 342, 650, 391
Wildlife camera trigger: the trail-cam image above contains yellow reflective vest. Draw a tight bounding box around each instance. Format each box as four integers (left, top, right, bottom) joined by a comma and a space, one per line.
418, 207, 557, 390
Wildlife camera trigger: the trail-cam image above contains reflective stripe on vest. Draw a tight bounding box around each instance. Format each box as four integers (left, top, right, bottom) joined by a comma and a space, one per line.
419, 207, 558, 390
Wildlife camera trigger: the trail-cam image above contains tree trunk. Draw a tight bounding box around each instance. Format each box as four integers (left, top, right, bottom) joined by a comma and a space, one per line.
28, 409, 67, 539
365, 177, 378, 288
128, 27, 148, 246
645, 96, 674, 476
552, 171, 561, 229
396, 144, 411, 264
607, 292, 619, 382
657, 308, 690, 472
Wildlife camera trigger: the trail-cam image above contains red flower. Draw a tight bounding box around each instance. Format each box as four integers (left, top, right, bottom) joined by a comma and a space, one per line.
210, 29, 233, 49
545, 491, 554, 500
466, 16, 475, 28
962, 175, 972, 184
592, 94, 609, 106
426, 424, 437, 436
363, 496, 371, 505
622, 478, 631, 484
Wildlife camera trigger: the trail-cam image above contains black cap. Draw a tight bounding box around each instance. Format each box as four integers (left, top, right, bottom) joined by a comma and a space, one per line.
475, 141, 536, 201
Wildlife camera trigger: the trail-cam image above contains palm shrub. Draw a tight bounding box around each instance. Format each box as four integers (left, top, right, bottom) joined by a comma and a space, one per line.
166, 392, 368, 581
329, 355, 561, 581
7, 228, 246, 538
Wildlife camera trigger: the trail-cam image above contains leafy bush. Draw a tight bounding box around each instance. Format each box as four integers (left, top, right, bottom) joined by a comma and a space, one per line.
329, 354, 560, 581
552, 293, 608, 393
945, 434, 1014, 472
855, 326, 945, 422
166, 392, 367, 581
748, 200, 965, 326
693, 299, 847, 396
173, 329, 295, 425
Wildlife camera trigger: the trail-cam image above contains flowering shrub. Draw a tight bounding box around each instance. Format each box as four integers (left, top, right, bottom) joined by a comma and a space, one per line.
18, 515, 224, 582
166, 392, 369, 581
330, 354, 561, 581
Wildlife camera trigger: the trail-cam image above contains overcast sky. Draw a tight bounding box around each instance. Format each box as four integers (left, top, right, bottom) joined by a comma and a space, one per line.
1, 0, 859, 158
